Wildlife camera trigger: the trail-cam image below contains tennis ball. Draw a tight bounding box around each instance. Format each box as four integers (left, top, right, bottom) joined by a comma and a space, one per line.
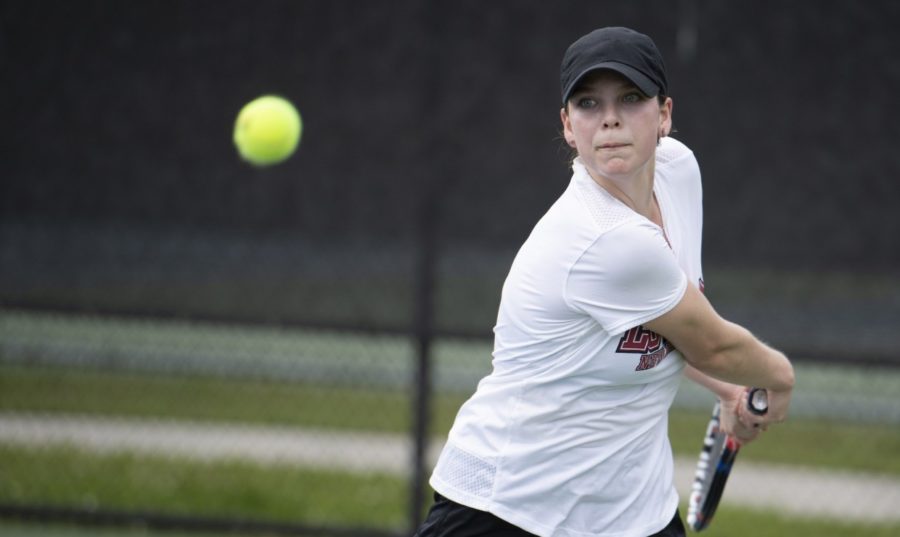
233, 95, 302, 166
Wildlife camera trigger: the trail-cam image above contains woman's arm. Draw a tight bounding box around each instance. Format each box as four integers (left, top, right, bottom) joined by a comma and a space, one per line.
645, 283, 795, 423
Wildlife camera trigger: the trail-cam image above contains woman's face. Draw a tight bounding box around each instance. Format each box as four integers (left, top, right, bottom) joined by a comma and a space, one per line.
561, 70, 672, 182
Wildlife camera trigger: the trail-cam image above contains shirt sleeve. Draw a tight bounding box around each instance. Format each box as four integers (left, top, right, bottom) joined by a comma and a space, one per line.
564, 219, 688, 334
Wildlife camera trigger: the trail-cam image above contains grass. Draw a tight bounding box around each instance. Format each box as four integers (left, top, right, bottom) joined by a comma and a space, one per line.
668, 409, 900, 476
1, 516, 896, 537
2, 444, 899, 537
0, 522, 299, 537
3, 362, 900, 535
678, 504, 900, 537
3, 364, 900, 476
0, 365, 464, 436
1, 444, 899, 537
0, 444, 409, 531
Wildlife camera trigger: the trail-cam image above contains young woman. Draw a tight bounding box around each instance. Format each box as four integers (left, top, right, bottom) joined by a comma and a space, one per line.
415, 27, 794, 537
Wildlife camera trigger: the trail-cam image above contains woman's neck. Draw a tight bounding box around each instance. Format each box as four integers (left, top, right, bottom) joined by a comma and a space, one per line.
588, 163, 659, 224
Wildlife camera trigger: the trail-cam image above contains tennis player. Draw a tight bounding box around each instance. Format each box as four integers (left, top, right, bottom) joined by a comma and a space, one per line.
414, 27, 795, 537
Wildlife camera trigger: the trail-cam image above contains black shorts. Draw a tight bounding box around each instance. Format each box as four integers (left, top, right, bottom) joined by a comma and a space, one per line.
414, 493, 686, 537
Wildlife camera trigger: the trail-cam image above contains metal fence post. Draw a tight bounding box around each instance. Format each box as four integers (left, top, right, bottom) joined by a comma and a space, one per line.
410, 191, 437, 534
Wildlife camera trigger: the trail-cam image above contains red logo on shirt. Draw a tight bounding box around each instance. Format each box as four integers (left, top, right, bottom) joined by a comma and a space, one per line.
616, 326, 674, 371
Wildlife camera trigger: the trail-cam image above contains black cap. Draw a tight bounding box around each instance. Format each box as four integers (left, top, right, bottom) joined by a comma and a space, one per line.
560, 27, 668, 104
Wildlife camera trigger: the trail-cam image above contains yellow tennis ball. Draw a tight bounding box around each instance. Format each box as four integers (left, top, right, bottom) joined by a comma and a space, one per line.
233, 95, 302, 166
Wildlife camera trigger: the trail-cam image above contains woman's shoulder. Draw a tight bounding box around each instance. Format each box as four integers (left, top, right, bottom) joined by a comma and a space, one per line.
655, 137, 701, 192
655, 136, 695, 167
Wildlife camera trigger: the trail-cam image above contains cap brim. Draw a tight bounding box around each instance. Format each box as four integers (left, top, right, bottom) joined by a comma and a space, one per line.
562, 61, 659, 104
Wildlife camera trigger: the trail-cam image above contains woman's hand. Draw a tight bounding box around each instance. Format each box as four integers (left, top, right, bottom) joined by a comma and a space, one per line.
682, 365, 793, 444
718, 386, 762, 445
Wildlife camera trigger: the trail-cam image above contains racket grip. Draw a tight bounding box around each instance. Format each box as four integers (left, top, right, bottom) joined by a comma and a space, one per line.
747, 388, 768, 416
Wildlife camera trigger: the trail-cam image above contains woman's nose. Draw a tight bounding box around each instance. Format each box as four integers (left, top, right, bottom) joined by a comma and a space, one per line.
602, 113, 621, 128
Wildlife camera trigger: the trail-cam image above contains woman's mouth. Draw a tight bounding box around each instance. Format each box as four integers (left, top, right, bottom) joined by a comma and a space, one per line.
598, 142, 628, 149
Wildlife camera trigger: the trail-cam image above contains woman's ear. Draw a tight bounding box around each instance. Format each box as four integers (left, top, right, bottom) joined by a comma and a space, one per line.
659, 97, 673, 138
560, 107, 576, 147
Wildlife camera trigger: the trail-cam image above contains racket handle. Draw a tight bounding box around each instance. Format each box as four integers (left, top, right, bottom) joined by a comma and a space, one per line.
747, 388, 768, 416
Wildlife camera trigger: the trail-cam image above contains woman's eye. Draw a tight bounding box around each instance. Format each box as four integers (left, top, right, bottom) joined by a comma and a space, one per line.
576, 97, 597, 109
622, 93, 643, 103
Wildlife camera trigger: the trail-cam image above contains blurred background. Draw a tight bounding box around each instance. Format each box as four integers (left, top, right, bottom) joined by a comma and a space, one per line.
1, 1, 899, 536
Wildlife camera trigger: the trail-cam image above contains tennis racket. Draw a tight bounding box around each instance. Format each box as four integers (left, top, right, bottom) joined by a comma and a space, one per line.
686, 388, 768, 532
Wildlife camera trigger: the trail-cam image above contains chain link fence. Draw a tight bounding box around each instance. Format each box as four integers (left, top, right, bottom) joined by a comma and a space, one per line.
2, 0, 900, 535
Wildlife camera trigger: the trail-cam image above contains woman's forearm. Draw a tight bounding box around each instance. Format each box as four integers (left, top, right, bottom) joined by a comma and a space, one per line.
646, 284, 795, 394
683, 364, 739, 399
691, 321, 795, 392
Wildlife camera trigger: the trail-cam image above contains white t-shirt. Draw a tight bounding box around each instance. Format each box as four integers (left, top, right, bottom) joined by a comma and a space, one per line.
430, 138, 704, 537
